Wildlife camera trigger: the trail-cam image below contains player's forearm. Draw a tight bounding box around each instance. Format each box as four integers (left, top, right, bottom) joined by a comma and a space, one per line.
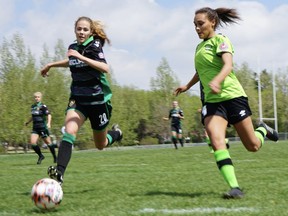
47, 59, 69, 69
47, 114, 52, 125
80, 56, 109, 73
186, 73, 199, 89
25, 118, 32, 125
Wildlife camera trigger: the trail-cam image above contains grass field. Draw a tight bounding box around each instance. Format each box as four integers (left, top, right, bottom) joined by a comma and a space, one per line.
0, 141, 287, 216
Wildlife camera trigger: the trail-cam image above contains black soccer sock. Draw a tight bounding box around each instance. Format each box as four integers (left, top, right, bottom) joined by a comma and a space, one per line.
57, 133, 75, 175
179, 138, 184, 147
47, 144, 57, 160
107, 130, 121, 145
32, 144, 42, 156
172, 136, 178, 149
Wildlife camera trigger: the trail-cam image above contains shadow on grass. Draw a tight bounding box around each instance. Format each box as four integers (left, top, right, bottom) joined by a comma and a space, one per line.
143, 190, 216, 198
30, 208, 62, 214
64, 188, 97, 194
20, 188, 96, 198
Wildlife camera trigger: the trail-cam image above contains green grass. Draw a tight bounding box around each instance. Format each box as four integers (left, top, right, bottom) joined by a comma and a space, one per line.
0, 141, 287, 216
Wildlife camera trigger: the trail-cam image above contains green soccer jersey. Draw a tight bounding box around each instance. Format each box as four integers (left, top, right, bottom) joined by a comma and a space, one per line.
194, 34, 247, 103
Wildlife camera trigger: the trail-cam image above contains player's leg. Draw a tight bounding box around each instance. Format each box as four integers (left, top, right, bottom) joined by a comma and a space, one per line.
205, 115, 243, 199
48, 109, 85, 184
93, 125, 123, 150
43, 131, 57, 163
30, 133, 45, 164
206, 133, 230, 153
204, 128, 214, 153
90, 102, 122, 150
234, 117, 262, 152
235, 117, 278, 152
177, 128, 184, 147
171, 129, 178, 149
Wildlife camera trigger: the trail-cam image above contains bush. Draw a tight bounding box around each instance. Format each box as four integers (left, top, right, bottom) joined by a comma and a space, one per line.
139, 137, 158, 145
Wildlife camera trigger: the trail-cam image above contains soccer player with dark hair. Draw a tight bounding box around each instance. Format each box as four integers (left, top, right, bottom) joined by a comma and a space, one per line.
175, 7, 278, 199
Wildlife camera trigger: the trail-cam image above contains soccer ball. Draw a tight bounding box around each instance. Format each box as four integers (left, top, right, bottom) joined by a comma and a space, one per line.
31, 178, 63, 210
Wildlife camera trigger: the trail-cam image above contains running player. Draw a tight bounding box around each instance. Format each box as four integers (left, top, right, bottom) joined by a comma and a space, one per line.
163, 101, 184, 149
25, 92, 57, 164
175, 7, 278, 199
41, 16, 122, 184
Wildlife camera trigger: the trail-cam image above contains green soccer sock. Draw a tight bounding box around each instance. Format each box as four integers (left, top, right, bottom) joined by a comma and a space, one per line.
214, 149, 239, 188
255, 126, 267, 147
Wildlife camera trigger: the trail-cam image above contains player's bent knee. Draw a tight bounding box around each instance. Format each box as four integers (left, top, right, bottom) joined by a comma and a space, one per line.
245, 144, 260, 152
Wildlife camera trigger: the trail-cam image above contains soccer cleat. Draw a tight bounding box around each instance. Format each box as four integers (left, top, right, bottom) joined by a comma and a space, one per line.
258, 122, 279, 142
112, 124, 123, 141
223, 187, 244, 199
47, 166, 63, 185
37, 155, 45, 164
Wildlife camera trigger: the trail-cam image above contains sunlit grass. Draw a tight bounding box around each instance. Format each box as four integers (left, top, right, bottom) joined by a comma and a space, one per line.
0, 141, 287, 216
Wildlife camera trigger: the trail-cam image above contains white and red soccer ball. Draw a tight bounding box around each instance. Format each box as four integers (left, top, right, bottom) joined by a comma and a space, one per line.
31, 178, 63, 210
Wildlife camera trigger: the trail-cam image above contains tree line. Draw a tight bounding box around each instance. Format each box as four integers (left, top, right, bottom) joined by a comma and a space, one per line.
1, 33, 287, 149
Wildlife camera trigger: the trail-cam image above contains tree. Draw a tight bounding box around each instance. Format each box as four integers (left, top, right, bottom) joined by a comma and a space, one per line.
0, 33, 39, 145
150, 57, 180, 105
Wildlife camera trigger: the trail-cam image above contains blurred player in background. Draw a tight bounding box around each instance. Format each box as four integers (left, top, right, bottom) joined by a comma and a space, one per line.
25, 92, 57, 164
163, 101, 184, 149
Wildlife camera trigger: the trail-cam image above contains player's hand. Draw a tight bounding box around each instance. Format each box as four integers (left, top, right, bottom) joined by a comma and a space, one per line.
209, 80, 221, 94
174, 86, 187, 96
41, 65, 50, 77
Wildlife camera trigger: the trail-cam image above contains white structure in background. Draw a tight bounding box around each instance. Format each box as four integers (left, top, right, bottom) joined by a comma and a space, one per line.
257, 70, 278, 132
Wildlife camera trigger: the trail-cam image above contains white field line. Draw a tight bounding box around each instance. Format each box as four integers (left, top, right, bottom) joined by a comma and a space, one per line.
135, 207, 259, 214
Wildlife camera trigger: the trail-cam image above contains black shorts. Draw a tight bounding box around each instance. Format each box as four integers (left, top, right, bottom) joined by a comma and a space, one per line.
67, 99, 112, 131
201, 96, 252, 125
171, 124, 182, 134
32, 128, 50, 138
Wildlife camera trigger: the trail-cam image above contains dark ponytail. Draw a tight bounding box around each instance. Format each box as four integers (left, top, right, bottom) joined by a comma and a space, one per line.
195, 7, 241, 30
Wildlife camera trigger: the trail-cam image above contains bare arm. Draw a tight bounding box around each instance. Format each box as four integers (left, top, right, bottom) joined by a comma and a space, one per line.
25, 117, 32, 126
68, 49, 109, 73
209, 52, 233, 94
174, 73, 199, 96
41, 59, 69, 77
47, 114, 52, 129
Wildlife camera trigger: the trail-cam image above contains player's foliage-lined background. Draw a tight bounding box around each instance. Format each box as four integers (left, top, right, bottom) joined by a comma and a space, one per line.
1, 33, 288, 150
0, 141, 287, 216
